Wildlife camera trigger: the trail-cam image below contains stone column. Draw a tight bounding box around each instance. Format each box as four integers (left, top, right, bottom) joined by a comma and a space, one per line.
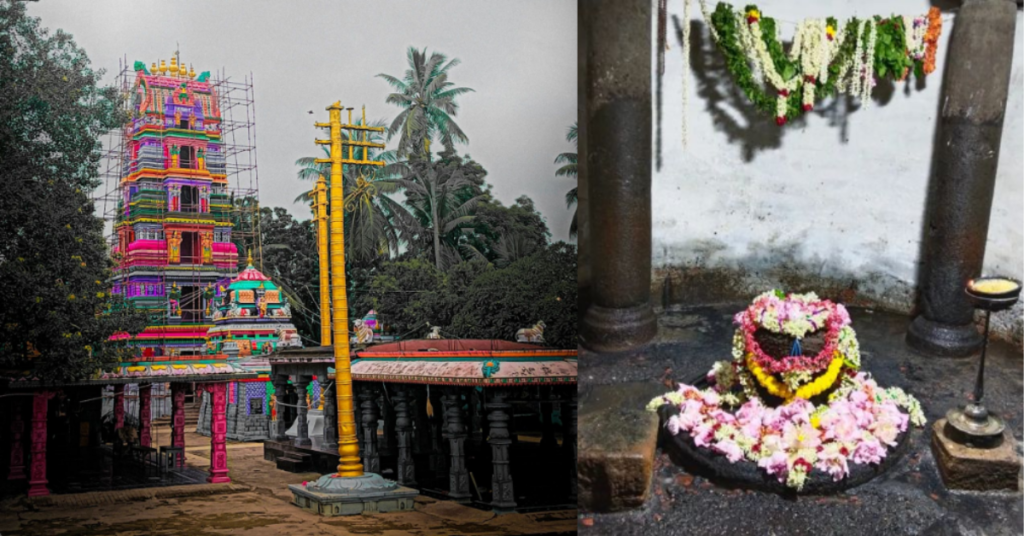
429, 387, 448, 482
393, 385, 416, 486
579, 0, 657, 352
380, 388, 396, 457
207, 383, 230, 483
487, 391, 516, 512
907, 0, 1018, 357
272, 375, 289, 441
322, 374, 338, 451
563, 387, 578, 503
359, 384, 381, 474
171, 383, 187, 467
8, 401, 26, 481
27, 391, 54, 497
468, 388, 484, 448
444, 388, 471, 503
293, 375, 312, 448
139, 383, 152, 448
113, 384, 125, 430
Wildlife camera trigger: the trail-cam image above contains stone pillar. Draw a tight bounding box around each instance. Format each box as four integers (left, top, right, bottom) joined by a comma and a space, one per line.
27, 391, 53, 497
8, 401, 26, 481
139, 383, 152, 448
393, 385, 416, 486
293, 375, 312, 448
171, 383, 187, 467
579, 0, 657, 352
113, 384, 125, 430
429, 387, 448, 481
207, 383, 230, 483
468, 388, 484, 448
444, 388, 471, 503
380, 389, 396, 457
359, 384, 381, 474
322, 374, 338, 451
487, 391, 516, 512
273, 375, 289, 441
563, 387, 578, 503
906, 0, 1018, 357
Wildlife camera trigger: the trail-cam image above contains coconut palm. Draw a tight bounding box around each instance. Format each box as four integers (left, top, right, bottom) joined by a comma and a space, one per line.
378, 47, 474, 158
555, 123, 578, 239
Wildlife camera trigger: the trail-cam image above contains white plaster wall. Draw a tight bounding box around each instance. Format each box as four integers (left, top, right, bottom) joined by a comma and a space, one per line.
652, 1, 1023, 337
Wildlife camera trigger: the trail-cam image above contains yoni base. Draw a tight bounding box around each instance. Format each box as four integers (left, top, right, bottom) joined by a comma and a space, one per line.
931, 419, 1020, 491
288, 473, 418, 517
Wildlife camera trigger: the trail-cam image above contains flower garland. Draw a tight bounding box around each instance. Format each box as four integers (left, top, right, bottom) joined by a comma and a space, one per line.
747, 351, 845, 402
647, 372, 926, 490
692, 2, 943, 125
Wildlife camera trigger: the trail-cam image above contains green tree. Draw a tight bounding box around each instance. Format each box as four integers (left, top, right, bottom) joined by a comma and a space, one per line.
450, 242, 577, 348
0, 2, 147, 382
362, 259, 448, 337
555, 123, 578, 239
378, 47, 474, 158
464, 195, 550, 265
257, 207, 320, 345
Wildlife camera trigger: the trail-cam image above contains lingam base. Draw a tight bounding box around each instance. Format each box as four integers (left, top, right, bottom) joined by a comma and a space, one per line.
288, 473, 419, 517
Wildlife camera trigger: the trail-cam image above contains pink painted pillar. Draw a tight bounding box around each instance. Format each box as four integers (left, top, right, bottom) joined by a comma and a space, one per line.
27, 391, 54, 497
113, 384, 125, 430
8, 401, 26, 481
171, 383, 186, 467
139, 383, 152, 448
207, 383, 230, 483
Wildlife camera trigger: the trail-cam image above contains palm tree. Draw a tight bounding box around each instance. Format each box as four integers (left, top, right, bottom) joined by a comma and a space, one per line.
378, 47, 474, 158
555, 123, 578, 239
293, 119, 408, 261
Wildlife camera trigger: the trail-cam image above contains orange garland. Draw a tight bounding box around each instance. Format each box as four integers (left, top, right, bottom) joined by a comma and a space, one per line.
923, 7, 942, 74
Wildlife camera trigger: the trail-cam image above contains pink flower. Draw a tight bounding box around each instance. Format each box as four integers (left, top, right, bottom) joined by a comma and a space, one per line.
782, 420, 821, 452
852, 437, 886, 465
758, 451, 789, 481
666, 415, 682, 435
714, 439, 745, 463
692, 420, 716, 448
736, 399, 766, 438
677, 400, 705, 431
701, 389, 721, 407
814, 443, 850, 481
779, 399, 814, 425
835, 304, 852, 326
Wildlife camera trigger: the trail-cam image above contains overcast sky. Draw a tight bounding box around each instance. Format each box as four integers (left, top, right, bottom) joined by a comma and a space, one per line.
28, 0, 578, 242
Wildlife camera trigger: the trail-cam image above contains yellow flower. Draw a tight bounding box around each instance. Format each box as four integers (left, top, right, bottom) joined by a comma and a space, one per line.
826, 25, 836, 39
96, 292, 105, 298
68, 294, 76, 300
810, 414, 821, 429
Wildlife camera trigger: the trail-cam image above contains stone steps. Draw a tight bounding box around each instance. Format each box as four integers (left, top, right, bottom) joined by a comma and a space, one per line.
276, 453, 312, 472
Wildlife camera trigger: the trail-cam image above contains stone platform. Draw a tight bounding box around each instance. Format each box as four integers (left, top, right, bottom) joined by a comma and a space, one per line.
288, 473, 418, 517
579, 304, 1023, 536
932, 418, 1020, 491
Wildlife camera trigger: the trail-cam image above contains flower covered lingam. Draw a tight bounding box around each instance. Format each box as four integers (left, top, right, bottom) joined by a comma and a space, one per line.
648, 290, 925, 491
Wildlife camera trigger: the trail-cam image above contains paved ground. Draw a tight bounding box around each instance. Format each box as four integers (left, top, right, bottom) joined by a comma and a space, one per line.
0, 431, 576, 535
579, 303, 1023, 536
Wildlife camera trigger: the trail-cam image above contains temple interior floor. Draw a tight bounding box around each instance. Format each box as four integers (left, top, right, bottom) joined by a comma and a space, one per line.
0, 430, 577, 536
579, 304, 1023, 536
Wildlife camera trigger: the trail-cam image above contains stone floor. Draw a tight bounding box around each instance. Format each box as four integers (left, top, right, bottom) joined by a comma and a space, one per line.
0, 431, 576, 535
579, 303, 1023, 536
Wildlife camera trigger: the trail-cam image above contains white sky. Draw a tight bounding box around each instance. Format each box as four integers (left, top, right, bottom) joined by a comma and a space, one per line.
28, 0, 578, 242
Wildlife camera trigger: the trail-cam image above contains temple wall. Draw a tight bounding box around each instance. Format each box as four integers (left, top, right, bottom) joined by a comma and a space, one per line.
197, 384, 272, 441
650, 3, 1024, 346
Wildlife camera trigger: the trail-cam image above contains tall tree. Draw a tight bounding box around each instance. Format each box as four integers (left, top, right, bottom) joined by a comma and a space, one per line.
378, 47, 474, 158
555, 122, 578, 239
0, 2, 146, 382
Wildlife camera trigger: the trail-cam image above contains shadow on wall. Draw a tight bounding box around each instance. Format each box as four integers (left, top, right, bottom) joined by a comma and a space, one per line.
656, 17, 931, 165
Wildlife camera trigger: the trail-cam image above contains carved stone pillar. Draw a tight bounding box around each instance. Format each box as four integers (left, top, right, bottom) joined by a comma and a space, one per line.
563, 387, 578, 503
27, 391, 54, 497
322, 373, 338, 451
8, 401, 26, 481
293, 375, 311, 448
206, 383, 230, 483
359, 384, 381, 474
113, 384, 125, 430
272, 375, 289, 441
380, 388, 396, 457
171, 383, 187, 467
393, 385, 416, 486
138, 383, 152, 447
487, 391, 516, 511
444, 388, 471, 503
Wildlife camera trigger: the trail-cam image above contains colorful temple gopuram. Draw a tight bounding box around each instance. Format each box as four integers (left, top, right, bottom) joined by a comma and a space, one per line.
111, 55, 238, 357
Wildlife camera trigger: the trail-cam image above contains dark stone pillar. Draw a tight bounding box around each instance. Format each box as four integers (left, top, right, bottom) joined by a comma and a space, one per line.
293, 375, 311, 448
468, 388, 484, 448
413, 386, 431, 455
272, 375, 289, 441
444, 388, 471, 503
380, 388, 396, 457
579, 0, 657, 352
393, 385, 416, 486
429, 388, 447, 482
487, 391, 516, 512
906, 0, 1018, 357
563, 387, 578, 503
359, 384, 381, 474
322, 373, 338, 451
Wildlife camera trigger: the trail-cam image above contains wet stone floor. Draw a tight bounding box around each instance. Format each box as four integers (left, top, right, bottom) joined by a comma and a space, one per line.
0, 431, 576, 536
579, 304, 1024, 536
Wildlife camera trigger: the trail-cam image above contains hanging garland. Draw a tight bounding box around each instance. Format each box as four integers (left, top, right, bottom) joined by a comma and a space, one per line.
689, 2, 942, 125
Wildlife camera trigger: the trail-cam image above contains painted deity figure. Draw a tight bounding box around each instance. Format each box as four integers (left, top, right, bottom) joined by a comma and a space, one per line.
202, 283, 215, 316
354, 319, 374, 344
200, 186, 208, 213
167, 231, 182, 263
168, 185, 180, 212
201, 232, 213, 264
197, 148, 205, 170
168, 282, 182, 316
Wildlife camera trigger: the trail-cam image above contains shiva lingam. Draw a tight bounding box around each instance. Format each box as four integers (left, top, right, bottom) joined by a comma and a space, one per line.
944, 276, 1021, 448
